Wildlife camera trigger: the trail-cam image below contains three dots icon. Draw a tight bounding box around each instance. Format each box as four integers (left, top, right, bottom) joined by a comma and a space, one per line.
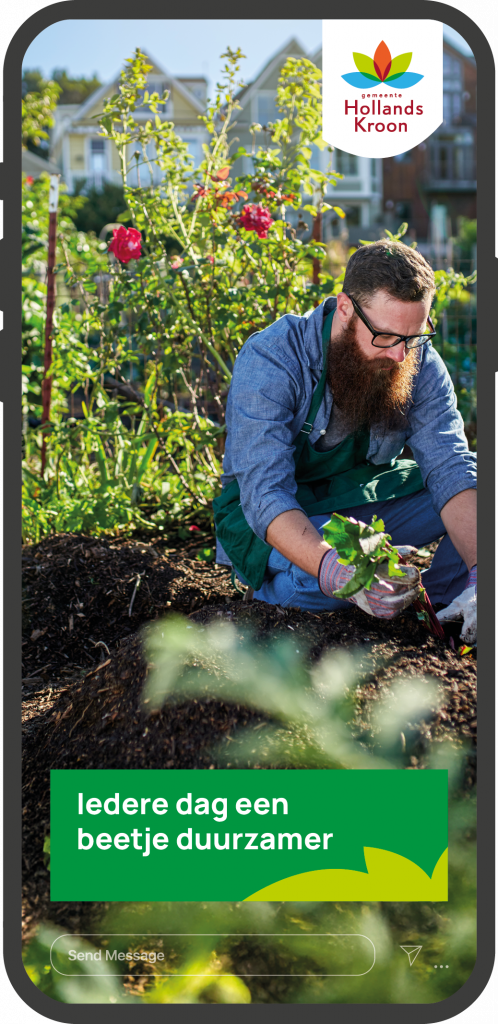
434, 965, 449, 969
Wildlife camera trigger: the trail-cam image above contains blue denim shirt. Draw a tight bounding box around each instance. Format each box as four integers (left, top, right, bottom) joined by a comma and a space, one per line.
219, 296, 476, 546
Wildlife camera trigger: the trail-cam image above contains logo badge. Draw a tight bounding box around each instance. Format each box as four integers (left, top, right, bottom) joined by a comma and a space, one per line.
342, 41, 424, 90
322, 20, 443, 158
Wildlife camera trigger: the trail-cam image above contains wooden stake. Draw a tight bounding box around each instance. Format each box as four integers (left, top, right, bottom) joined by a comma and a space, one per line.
312, 204, 322, 306
41, 174, 60, 476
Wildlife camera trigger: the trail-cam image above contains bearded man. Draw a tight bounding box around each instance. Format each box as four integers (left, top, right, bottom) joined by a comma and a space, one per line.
213, 241, 477, 642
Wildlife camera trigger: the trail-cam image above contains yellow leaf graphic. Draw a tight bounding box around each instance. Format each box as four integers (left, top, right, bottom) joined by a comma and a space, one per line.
244, 847, 448, 902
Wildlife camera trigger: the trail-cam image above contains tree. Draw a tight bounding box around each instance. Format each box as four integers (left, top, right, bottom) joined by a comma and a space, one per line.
23, 67, 102, 106
22, 75, 61, 158
51, 68, 102, 105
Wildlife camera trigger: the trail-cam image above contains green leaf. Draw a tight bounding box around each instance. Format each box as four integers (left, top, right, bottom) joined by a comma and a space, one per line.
95, 437, 109, 493
352, 52, 379, 78
136, 438, 158, 484
144, 368, 156, 406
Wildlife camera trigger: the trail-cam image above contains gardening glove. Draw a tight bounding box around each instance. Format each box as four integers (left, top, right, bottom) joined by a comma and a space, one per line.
436, 565, 477, 645
318, 547, 421, 620
394, 545, 418, 558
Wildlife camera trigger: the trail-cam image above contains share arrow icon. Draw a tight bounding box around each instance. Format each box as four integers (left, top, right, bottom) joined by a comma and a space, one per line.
400, 945, 423, 966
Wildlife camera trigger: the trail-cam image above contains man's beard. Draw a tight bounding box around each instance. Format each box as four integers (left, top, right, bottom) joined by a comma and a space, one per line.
327, 315, 418, 433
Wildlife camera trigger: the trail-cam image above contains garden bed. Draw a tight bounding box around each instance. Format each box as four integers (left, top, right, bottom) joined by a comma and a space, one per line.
22, 533, 476, 940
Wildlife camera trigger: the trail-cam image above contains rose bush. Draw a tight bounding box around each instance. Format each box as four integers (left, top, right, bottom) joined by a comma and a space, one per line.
23, 47, 344, 541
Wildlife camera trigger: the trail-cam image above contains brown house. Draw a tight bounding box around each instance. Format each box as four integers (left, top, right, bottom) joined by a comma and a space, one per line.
382, 40, 476, 249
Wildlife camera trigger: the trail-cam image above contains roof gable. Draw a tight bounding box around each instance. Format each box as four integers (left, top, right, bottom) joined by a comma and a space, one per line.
61, 52, 205, 131
236, 37, 309, 110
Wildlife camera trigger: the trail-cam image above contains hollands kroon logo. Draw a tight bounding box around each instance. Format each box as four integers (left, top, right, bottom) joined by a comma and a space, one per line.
342, 41, 424, 90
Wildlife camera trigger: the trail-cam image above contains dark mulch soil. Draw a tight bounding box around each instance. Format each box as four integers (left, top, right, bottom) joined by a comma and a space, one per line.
22, 533, 476, 941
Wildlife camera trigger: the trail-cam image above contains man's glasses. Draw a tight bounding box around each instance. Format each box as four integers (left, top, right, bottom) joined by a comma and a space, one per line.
346, 294, 436, 350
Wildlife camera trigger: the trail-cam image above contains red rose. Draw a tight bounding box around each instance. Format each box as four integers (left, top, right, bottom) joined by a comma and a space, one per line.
108, 226, 142, 264
239, 204, 273, 239
170, 256, 184, 269
189, 524, 201, 532
25, 176, 34, 186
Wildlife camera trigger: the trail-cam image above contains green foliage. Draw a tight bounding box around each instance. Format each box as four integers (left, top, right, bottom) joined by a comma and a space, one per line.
241, 56, 341, 210
22, 69, 45, 97
72, 180, 127, 236
42, 835, 51, 870
322, 513, 404, 598
22, 76, 61, 151
454, 217, 477, 261
22, 47, 345, 543
23, 622, 476, 1003
22, 172, 105, 429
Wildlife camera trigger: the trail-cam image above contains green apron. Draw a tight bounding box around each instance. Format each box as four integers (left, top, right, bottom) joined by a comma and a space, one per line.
213, 309, 424, 590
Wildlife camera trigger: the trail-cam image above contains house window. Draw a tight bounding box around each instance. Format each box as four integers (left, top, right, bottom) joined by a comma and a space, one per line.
185, 138, 201, 169
395, 200, 412, 221
257, 94, 279, 126
343, 204, 361, 226
145, 142, 163, 185
443, 53, 462, 88
429, 130, 474, 182
443, 51, 463, 124
333, 150, 358, 176
186, 82, 206, 103
443, 91, 463, 124
310, 145, 322, 171
90, 138, 106, 174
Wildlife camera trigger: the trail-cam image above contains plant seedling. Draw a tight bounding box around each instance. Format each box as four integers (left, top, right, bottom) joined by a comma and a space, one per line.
323, 513, 445, 639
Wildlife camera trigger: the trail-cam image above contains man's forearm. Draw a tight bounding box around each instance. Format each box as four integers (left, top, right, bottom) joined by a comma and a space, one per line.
265, 509, 331, 577
440, 488, 477, 570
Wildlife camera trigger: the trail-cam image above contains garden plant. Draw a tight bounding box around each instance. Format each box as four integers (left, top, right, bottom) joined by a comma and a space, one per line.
323, 513, 445, 639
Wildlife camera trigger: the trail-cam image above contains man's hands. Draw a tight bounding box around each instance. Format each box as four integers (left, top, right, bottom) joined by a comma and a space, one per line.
437, 565, 477, 644
319, 547, 421, 619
